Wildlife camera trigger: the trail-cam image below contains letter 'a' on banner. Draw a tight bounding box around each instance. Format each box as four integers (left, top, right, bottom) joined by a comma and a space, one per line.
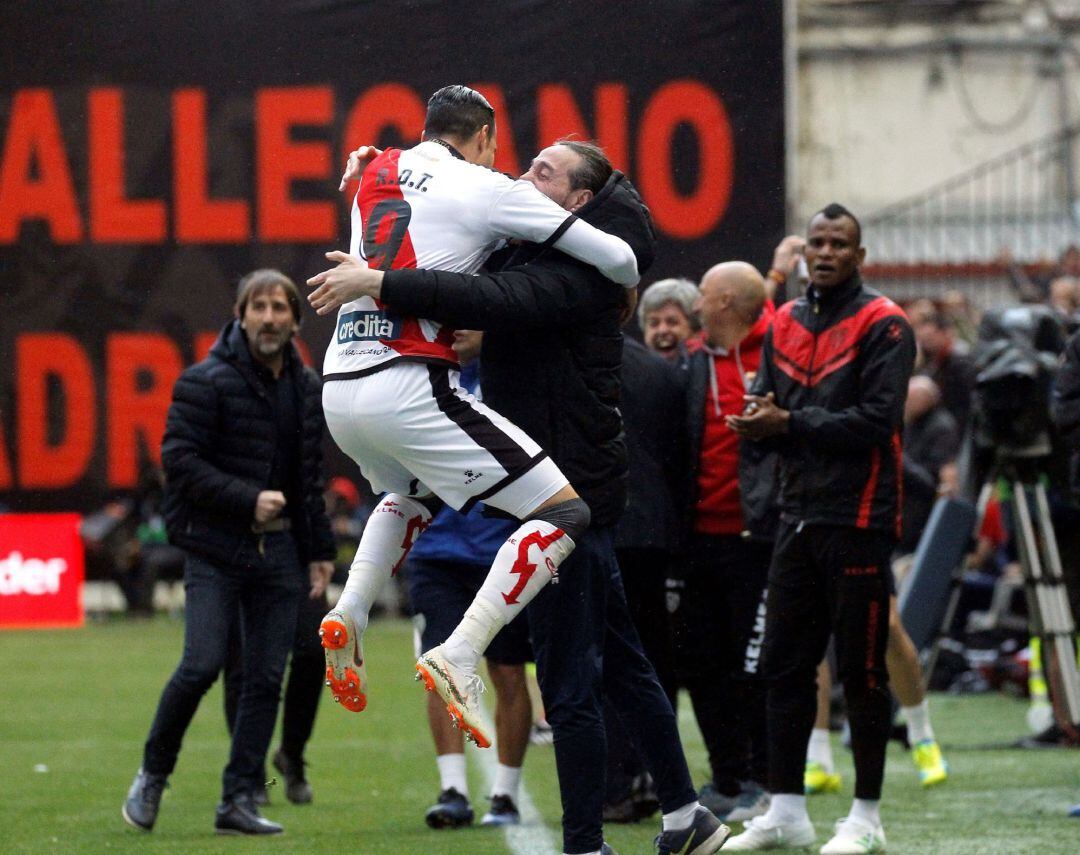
0, 514, 84, 629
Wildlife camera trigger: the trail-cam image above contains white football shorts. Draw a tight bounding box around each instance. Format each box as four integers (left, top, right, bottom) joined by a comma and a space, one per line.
322, 361, 568, 519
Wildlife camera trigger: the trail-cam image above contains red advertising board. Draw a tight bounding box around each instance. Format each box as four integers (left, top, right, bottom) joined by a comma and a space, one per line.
0, 514, 84, 629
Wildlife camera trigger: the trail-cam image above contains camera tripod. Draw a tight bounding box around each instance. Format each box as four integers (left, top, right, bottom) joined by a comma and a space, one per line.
927, 453, 1080, 737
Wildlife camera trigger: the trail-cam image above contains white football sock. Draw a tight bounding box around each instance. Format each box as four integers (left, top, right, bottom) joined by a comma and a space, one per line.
902, 699, 935, 744
848, 798, 881, 827
435, 752, 468, 797
662, 800, 700, 831
490, 764, 522, 800
765, 793, 809, 825
443, 520, 575, 671
807, 727, 834, 771
337, 494, 432, 627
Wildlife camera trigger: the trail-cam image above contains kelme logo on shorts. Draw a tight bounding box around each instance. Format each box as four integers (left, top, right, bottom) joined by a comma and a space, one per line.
337, 310, 402, 343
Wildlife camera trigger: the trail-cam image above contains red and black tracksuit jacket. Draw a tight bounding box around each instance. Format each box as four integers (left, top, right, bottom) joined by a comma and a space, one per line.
752, 274, 916, 537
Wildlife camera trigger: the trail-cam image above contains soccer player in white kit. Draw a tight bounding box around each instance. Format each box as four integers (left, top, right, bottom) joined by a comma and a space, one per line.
313, 86, 639, 747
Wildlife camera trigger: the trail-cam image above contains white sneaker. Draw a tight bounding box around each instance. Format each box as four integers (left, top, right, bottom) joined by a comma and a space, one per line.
319, 609, 367, 712
724, 814, 816, 850
416, 645, 491, 748
819, 817, 886, 854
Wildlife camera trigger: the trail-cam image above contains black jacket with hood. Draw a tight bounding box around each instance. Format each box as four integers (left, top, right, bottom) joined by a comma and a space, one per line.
379, 171, 657, 527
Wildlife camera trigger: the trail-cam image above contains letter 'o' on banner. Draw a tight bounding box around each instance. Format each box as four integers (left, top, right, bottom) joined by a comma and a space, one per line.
637, 80, 733, 240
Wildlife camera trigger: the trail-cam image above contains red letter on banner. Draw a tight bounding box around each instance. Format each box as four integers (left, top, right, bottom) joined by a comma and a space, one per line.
256, 87, 335, 242
88, 88, 167, 243
0, 420, 13, 489
341, 84, 425, 195
106, 333, 184, 487
471, 83, 521, 177
193, 331, 219, 363
0, 89, 82, 243
16, 334, 96, 488
637, 81, 732, 240
174, 89, 250, 243
537, 84, 629, 173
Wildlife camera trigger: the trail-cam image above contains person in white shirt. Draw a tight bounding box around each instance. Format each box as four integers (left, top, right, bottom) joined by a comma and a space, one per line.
313, 86, 637, 752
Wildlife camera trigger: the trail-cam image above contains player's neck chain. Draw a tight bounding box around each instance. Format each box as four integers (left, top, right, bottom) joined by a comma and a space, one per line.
428, 137, 466, 161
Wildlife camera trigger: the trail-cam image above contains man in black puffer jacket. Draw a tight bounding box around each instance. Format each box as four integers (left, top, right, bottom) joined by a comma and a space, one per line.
319, 141, 728, 855
122, 270, 335, 837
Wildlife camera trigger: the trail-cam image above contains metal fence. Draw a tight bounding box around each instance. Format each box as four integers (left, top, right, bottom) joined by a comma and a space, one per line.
864, 125, 1080, 265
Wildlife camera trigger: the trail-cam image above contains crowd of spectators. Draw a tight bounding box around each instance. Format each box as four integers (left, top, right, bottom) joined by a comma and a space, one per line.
610, 235, 1080, 824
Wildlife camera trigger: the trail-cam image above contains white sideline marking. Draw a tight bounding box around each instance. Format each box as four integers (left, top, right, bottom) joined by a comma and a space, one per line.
472, 702, 560, 855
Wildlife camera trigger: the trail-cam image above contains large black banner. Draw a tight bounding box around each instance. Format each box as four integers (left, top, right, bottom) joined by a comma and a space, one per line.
0, 1, 785, 511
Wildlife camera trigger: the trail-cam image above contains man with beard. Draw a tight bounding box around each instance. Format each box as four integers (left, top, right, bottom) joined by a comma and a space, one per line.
312, 139, 728, 855
122, 270, 335, 836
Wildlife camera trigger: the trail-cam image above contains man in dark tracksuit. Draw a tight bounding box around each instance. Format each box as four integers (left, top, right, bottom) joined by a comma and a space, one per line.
357, 142, 727, 855
726, 204, 915, 854
122, 270, 336, 836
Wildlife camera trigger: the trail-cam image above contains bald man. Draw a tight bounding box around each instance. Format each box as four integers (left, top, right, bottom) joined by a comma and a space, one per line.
671, 262, 776, 822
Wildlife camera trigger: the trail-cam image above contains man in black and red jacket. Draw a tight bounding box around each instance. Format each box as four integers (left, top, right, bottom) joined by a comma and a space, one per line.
725, 204, 915, 854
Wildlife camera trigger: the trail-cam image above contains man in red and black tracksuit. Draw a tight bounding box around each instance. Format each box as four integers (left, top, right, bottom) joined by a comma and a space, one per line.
726, 204, 915, 853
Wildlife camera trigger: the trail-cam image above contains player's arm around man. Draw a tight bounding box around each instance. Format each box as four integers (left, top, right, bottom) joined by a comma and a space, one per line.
325, 143, 729, 855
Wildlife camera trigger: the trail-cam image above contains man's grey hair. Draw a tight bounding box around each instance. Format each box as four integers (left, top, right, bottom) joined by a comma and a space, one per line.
637, 277, 700, 332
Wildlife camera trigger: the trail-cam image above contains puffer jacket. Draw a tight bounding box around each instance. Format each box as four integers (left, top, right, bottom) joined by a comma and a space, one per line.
161, 320, 335, 567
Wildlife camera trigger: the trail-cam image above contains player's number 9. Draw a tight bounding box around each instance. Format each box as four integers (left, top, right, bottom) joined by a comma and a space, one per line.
363, 199, 413, 271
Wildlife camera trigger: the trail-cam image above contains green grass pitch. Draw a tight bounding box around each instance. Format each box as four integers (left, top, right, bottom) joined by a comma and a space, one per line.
1, 616, 1078, 853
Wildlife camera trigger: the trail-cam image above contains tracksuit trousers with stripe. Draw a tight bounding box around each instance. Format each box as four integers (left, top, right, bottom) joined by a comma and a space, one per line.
763, 521, 893, 801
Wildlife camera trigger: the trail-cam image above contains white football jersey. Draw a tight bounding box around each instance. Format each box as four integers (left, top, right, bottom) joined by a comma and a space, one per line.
322, 140, 638, 379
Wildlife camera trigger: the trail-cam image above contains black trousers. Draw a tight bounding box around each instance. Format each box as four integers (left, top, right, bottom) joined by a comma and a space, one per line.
528, 528, 697, 854
763, 522, 892, 800
669, 534, 771, 795
142, 533, 302, 800
604, 547, 679, 803
225, 587, 329, 762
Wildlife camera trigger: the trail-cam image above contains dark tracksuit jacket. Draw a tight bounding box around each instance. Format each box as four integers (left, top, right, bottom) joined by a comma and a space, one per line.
751, 272, 916, 536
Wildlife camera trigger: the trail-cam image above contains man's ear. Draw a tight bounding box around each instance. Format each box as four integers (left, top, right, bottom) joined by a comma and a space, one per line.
568, 188, 594, 212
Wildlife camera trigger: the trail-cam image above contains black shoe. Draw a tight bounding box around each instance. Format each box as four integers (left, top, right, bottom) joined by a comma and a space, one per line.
215, 794, 284, 835
481, 793, 520, 826
122, 768, 168, 831
424, 787, 474, 829
273, 749, 313, 805
654, 806, 730, 855
602, 793, 639, 824
632, 773, 660, 820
